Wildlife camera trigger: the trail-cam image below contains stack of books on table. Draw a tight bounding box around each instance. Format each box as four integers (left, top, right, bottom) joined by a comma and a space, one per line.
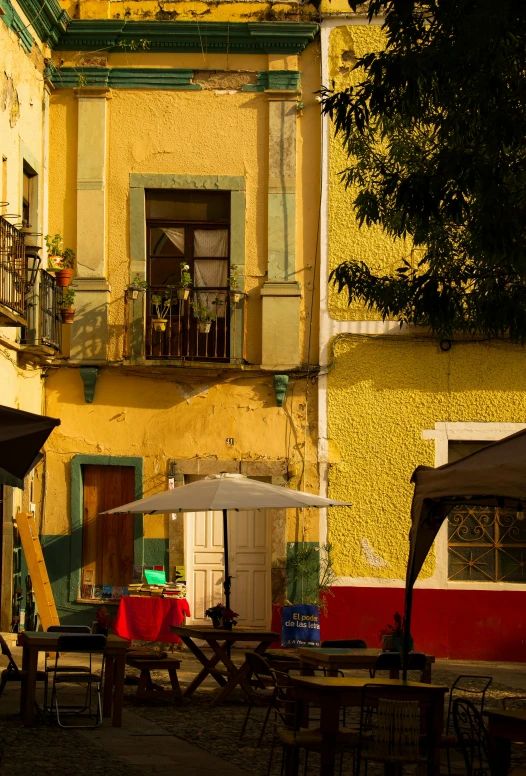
128, 582, 187, 599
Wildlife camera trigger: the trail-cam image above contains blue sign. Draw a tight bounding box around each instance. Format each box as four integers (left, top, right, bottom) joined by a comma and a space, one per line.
281, 604, 321, 647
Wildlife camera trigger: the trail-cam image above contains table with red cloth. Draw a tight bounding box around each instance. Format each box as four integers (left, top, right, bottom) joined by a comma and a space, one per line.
113, 596, 190, 643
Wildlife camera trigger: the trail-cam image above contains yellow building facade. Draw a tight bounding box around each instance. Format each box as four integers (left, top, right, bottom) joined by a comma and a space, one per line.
319, 14, 526, 661
0, 0, 323, 626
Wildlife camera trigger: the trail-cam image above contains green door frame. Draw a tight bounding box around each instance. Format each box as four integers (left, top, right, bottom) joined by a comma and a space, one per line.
69, 454, 143, 602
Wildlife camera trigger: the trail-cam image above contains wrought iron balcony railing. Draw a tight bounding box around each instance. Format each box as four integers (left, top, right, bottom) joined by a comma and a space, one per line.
0, 215, 27, 325
124, 286, 247, 363
22, 270, 62, 352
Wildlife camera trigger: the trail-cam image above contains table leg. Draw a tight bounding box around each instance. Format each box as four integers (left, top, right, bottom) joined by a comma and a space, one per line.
19, 643, 30, 719
209, 639, 271, 706
299, 660, 315, 677
319, 695, 339, 776
112, 652, 126, 728
182, 637, 225, 697
487, 723, 511, 776
103, 655, 114, 718
23, 647, 38, 726
428, 691, 445, 776
422, 663, 432, 684
168, 669, 183, 705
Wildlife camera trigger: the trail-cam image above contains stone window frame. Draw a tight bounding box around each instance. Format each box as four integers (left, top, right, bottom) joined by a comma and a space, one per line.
128, 174, 246, 363
69, 454, 143, 603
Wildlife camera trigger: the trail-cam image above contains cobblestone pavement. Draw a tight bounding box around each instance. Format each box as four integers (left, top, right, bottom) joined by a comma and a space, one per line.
2, 638, 526, 776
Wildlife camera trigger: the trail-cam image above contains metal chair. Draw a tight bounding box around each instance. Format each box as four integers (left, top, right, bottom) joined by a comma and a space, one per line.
240, 652, 289, 746
370, 651, 401, 678
321, 639, 367, 649
402, 652, 427, 682
0, 634, 47, 705
442, 674, 493, 775
49, 634, 106, 729
453, 697, 494, 776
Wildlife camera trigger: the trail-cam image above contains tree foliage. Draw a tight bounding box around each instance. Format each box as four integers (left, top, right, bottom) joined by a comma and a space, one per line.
322, 0, 526, 340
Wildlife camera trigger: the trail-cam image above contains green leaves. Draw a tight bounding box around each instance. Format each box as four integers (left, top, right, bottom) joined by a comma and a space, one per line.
323, 0, 526, 340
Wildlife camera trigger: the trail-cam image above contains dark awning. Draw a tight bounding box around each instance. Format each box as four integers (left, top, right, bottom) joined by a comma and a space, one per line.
0, 405, 60, 482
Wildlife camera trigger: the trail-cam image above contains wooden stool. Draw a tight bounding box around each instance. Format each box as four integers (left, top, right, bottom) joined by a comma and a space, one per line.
125, 656, 183, 704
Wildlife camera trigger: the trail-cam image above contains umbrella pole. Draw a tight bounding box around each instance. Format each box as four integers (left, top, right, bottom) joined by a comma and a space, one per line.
402, 583, 414, 681
223, 508, 231, 611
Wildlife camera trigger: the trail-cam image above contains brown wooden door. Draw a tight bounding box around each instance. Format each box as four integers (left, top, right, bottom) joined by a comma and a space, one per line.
82, 465, 135, 587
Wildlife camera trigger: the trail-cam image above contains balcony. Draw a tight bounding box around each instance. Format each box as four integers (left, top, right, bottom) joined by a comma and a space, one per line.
124, 287, 247, 363
22, 270, 62, 352
0, 216, 28, 327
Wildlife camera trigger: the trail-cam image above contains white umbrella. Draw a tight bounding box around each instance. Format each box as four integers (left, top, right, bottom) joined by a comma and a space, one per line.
103, 473, 351, 610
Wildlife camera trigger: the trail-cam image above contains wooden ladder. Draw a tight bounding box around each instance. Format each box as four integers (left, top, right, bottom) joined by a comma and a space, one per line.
16, 512, 60, 631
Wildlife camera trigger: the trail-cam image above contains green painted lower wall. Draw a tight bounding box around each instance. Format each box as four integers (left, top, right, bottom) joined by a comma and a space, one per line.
41, 534, 168, 627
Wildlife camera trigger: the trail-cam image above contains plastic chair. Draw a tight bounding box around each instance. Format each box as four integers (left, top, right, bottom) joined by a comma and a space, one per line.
321, 639, 367, 649
49, 634, 106, 728
453, 697, 495, 776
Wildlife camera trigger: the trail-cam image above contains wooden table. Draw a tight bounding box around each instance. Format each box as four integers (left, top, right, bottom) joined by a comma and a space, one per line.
18, 631, 130, 727
297, 647, 435, 683
288, 676, 448, 776
171, 624, 279, 706
484, 708, 526, 776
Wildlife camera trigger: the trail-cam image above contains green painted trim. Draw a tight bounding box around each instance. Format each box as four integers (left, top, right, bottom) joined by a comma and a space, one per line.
0, 0, 35, 51
70, 455, 143, 603
243, 70, 301, 92
16, 0, 70, 46
128, 174, 246, 362
79, 367, 98, 403
55, 21, 319, 55
46, 66, 201, 90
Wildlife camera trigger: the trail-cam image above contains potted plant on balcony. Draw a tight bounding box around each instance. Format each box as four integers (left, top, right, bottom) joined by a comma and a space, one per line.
57, 288, 76, 324
228, 265, 242, 303
177, 262, 191, 301
151, 288, 174, 332
126, 273, 148, 301
45, 233, 63, 270
191, 299, 216, 334
54, 248, 75, 288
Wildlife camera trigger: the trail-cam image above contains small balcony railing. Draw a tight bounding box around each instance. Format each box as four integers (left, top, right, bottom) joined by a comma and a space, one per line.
124, 287, 247, 363
0, 215, 27, 324
22, 270, 62, 351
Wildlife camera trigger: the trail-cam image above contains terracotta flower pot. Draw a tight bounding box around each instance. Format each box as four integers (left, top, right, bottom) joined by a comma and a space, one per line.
54, 269, 73, 288
198, 321, 212, 334
153, 318, 167, 332
60, 308, 75, 324
177, 288, 190, 300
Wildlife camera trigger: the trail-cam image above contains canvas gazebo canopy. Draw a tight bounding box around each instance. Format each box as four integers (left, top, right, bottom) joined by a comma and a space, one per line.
0, 404, 60, 488
403, 427, 526, 672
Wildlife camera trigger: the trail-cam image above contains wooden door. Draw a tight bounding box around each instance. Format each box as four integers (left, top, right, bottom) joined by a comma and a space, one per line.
229, 509, 270, 628
82, 465, 135, 587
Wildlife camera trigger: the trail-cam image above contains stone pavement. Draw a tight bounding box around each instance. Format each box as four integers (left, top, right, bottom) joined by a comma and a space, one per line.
2, 631, 526, 775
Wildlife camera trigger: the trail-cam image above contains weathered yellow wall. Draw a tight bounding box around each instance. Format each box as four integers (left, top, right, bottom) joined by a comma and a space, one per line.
327, 335, 526, 579
327, 25, 408, 321
44, 367, 319, 537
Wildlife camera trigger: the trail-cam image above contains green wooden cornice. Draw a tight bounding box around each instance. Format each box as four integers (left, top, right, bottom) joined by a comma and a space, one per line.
56, 20, 318, 54
0, 0, 35, 51
16, 0, 70, 46
45, 65, 302, 91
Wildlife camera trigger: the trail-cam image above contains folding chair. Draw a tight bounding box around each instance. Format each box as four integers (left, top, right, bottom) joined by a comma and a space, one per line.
0, 634, 47, 708
48, 634, 106, 728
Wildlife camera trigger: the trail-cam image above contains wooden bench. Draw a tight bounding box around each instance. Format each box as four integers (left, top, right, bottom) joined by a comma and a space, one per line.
125, 656, 183, 704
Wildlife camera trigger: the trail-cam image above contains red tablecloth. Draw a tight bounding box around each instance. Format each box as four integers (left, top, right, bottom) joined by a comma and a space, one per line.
113, 597, 190, 643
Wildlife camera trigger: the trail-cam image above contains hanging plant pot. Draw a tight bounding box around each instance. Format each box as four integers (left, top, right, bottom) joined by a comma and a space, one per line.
54, 269, 73, 288
48, 255, 63, 271
198, 321, 212, 334
60, 308, 75, 324
126, 289, 139, 301
230, 291, 242, 303
177, 288, 190, 301
153, 318, 167, 332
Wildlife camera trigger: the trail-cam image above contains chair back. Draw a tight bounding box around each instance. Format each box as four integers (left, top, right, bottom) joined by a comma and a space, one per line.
47, 625, 90, 633
453, 697, 494, 776
446, 674, 493, 733
321, 639, 367, 649
374, 652, 401, 673
0, 634, 20, 676
56, 634, 107, 653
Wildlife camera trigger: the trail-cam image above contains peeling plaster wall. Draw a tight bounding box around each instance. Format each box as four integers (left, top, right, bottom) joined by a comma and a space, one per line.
327, 335, 526, 581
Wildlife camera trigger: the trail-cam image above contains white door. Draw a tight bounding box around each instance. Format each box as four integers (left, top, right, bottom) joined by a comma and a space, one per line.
185, 491, 271, 627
